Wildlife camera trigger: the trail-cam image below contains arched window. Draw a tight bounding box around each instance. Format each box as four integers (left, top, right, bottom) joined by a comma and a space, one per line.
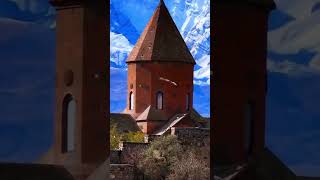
129, 92, 134, 110
62, 95, 76, 153
244, 101, 254, 156
156, 91, 163, 110
186, 93, 190, 111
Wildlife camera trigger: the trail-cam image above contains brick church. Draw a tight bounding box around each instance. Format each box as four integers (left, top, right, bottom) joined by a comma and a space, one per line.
1, 0, 319, 180
121, 0, 203, 135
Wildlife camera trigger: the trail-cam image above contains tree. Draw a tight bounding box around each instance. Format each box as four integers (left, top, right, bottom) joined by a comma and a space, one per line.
110, 123, 145, 150
167, 148, 210, 180
137, 135, 210, 179
138, 135, 183, 179
122, 131, 145, 143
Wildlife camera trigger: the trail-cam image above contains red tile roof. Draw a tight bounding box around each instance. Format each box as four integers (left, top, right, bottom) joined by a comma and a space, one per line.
126, 0, 196, 65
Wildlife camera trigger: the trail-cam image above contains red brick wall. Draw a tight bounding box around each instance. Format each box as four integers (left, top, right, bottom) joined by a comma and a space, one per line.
126, 62, 194, 119
213, 3, 269, 164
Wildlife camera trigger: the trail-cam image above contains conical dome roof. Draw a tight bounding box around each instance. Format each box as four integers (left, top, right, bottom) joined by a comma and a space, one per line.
126, 0, 196, 64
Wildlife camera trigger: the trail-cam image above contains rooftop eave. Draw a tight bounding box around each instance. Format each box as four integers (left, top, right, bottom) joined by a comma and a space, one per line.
126, 59, 196, 65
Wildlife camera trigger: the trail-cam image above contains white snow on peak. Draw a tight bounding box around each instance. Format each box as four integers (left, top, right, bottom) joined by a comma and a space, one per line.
195, 53, 210, 68
194, 66, 210, 79
177, 0, 210, 85
110, 32, 134, 67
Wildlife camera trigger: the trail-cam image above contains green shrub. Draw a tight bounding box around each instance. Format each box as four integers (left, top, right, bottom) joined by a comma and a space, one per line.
137, 135, 210, 179
110, 123, 145, 150
138, 135, 183, 179
110, 124, 121, 150
122, 131, 145, 143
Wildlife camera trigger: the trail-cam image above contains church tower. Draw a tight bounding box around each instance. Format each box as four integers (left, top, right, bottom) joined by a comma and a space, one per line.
213, 0, 275, 165
124, 0, 196, 134
50, 0, 108, 179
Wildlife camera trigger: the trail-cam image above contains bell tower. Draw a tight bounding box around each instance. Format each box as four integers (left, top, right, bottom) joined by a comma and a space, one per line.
50, 0, 108, 179
213, 0, 275, 165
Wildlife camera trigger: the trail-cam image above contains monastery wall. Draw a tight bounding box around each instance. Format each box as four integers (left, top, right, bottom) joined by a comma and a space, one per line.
171, 127, 210, 147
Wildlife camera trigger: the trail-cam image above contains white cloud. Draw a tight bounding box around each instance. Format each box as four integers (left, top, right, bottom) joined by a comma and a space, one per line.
268, 11, 320, 55
268, 1, 320, 77
267, 59, 320, 76
7, 0, 49, 14
274, 0, 320, 20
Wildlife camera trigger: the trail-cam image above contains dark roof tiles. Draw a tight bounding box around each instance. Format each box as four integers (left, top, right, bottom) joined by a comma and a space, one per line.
110, 113, 141, 133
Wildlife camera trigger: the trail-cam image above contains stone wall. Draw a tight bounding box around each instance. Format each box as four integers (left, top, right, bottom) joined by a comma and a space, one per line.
110, 150, 121, 164
111, 128, 210, 179
171, 127, 210, 147
110, 164, 135, 180
171, 127, 210, 165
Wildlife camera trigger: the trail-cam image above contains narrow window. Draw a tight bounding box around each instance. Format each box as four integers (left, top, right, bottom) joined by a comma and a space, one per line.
129, 92, 134, 110
62, 95, 76, 153
244, 101, 254, 156
186, 93, 190, 111
156, 91, 163, 110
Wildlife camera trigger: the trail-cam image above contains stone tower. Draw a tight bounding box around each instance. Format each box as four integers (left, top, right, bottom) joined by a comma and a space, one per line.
124, 0, 196, 134
50, 0, 108, 179
213, 0, 276, 165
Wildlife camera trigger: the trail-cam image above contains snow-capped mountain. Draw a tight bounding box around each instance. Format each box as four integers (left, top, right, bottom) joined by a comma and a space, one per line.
110, 2, 139, 44
181, 0, 210, 84
110, 32, 134, 68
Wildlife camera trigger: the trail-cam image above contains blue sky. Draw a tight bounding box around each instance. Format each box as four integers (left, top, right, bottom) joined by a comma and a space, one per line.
0, 0, 319, 177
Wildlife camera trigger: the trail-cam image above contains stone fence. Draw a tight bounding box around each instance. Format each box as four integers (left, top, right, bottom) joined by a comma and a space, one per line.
110, 150, 121, 164
110, 164, 135, 180
110, 128, 210, 179
171, 127, 210, 147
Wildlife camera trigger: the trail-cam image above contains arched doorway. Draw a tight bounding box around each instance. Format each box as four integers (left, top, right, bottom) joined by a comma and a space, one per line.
62, 94, 76, 153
